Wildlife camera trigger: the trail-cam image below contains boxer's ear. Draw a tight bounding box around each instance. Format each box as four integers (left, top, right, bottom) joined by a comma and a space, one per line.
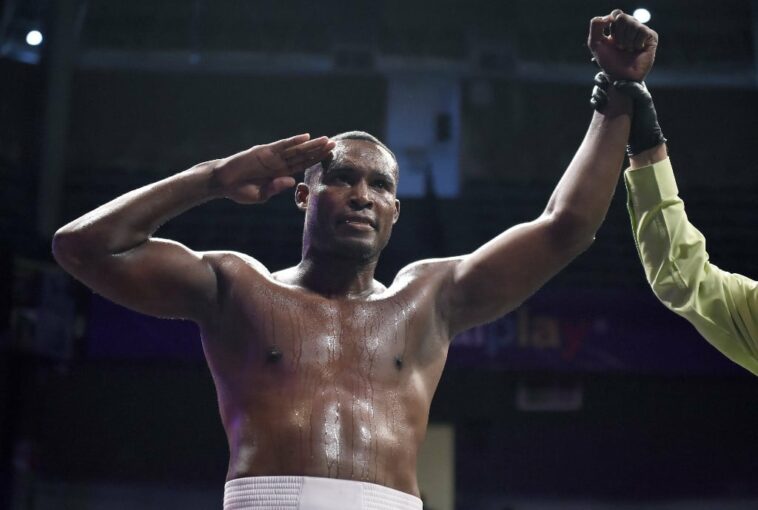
295, 183, 309, 211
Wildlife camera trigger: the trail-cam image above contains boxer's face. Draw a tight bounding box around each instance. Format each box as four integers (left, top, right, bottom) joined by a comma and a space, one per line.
297, 139, 400, 261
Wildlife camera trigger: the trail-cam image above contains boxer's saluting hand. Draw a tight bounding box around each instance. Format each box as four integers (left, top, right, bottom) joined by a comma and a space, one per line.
588, 9, 658, 82
212, 134, 335, 204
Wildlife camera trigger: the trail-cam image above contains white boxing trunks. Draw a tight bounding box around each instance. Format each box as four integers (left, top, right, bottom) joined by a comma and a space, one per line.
223, 476, 423, 510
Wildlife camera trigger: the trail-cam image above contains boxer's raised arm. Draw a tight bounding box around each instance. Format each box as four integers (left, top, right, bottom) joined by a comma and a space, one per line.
441, 11, 655, 334
52, 134, 334, 322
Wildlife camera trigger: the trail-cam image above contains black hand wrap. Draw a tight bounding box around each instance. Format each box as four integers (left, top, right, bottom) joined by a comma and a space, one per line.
589, 71, 667, 156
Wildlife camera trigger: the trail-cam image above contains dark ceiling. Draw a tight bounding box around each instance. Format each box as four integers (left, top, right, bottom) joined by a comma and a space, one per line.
3, 0, 756, 75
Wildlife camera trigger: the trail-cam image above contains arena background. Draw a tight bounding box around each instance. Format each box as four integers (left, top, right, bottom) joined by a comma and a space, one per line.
1, 1, 757, 508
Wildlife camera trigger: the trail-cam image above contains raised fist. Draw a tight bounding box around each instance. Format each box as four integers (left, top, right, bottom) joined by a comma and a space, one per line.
588, 9, 658, 82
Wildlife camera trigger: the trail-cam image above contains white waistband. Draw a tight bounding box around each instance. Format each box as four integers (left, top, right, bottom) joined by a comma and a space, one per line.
223, 476, 423, 510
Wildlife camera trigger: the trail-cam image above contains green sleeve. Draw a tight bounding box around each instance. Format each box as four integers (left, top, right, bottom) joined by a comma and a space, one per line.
625, 158, 758, 375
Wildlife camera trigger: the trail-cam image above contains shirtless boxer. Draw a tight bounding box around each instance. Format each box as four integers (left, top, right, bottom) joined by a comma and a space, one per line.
52, 10, 653, 510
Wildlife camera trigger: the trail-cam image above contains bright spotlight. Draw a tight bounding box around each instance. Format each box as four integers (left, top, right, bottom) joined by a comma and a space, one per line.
633, 8, 651, 24
26, 30, 43, 46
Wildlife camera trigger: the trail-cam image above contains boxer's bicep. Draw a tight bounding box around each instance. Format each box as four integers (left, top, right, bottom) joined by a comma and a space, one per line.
59, 236, 219, 322
445, 215, 586, 334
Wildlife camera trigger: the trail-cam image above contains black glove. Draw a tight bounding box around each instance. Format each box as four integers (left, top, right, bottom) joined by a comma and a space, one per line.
590, 71, 667, 156
613, 80, 667, 156
589, 71, 611, 111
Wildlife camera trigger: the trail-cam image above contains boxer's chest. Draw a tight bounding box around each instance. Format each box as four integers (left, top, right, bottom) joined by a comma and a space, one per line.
229, 287, 438, 380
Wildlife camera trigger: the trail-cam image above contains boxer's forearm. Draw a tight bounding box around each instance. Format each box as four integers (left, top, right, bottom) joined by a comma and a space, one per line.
543, 87, 632, 247
53, 161, 222, 261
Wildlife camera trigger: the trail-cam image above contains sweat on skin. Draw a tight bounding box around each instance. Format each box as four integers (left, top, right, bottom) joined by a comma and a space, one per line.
51, 9, 653, 499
